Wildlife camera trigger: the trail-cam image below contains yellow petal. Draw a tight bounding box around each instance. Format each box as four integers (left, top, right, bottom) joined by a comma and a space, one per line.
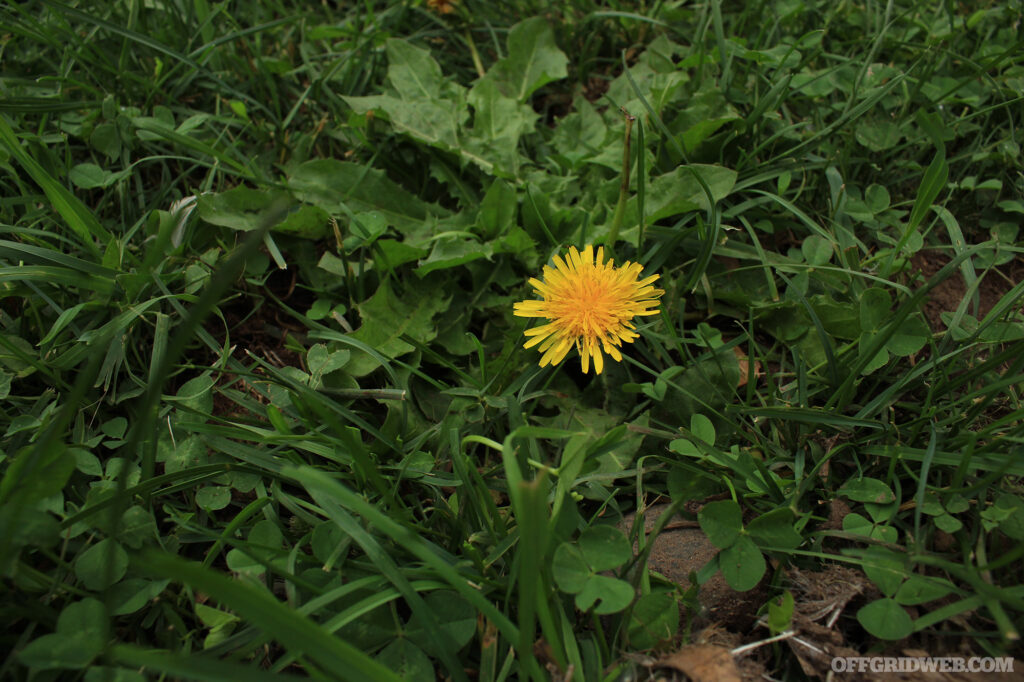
515, 244, 661, 372
592, 343, 604, 374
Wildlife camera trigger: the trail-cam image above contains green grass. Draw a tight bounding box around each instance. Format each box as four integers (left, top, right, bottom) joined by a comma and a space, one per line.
2, 0, 1023, 680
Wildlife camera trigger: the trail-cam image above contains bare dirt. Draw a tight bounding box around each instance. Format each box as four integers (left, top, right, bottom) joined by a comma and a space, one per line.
911, 251, 1024, 332
619, 503, 767, 632
616, 502, 1024, 681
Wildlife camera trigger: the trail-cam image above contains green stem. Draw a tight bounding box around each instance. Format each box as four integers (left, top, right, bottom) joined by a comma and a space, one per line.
465, 30, 486, 78
606, 108, 635, 256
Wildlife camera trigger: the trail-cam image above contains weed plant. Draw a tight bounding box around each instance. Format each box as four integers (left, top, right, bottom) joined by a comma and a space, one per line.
1, 1, 1023, 680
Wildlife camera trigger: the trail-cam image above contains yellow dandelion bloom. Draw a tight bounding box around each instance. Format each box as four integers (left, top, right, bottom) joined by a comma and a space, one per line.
426, 0, 457, 14
513, 245, 663, 375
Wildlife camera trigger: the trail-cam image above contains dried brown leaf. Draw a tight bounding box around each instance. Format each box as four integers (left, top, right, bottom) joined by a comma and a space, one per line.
658, 644, 742, 682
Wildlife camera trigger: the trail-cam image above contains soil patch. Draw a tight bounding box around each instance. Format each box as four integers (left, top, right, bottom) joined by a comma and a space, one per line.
619, 503, 766, 632
911, 251, 1024, 332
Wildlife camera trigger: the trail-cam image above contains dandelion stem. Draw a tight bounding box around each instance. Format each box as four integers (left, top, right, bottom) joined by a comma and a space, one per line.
319, 388, 407, 401
464, 30, 486, 78
606, 107, 635, 256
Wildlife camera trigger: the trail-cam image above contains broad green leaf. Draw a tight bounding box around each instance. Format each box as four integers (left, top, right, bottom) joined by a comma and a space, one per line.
375, 239, 429, 268
719, 536, 766, 591
62, 597, 107, 631
628, 164, 737, 224
0, 334, 40, 379
801, 234, 833, 265
859, 288, 890, 331
348, 211, 388, 243
551, 96, 607, 168
75, 538, 129, 590
109, 579, 169, 616
483, 16, 568, 102
307, 344, 350, 388
698, 500, 743, 549
376, 640, 434, 682
810, 295, 861, 339
290, 160, 444, 234
249, 519, 283, 553
69, 163, 129, 189
667, 465, 719, 503
17, 599, 106, 670
346, 280, 450, 376
574, 575, 634, 614
0, 442, 74, 506
476, 179, 517, 239
865, 499, 898, 524
197, 187, 329, 238
839, 477, 896, 504
857, 598, 913, 640
195, 603, 239, 629
560, 407, 646, 475
175, 374, 213, 411
398, 451, 434, 480
626, 592, 679, 649
554, 524, 633, 613
346, 93, 462, 151
465, 78, 536, 176
980, 321, 1024, 343
405, 591, 476, 653
342, 39, 466, 152
843, 511, 885, 539
6, 414, 40, 437
160, 435, 209, 474
741, 43, 803, 68
998, 199, 1024, 214
855, 120, 902, 151
858, 333, 890, 374
89, 123, 121, 160
119, 506, 157, 549
887, 314, 929, 356
861, 547, 907, 597
746, 508, 802, 550
311, 521, 346, 564
72, 449, 102, 476
384, 39, 446, 101
229, 471, 260, 494
895, 575, 954, 605
919, 492, 945, 516
606, 36, 688, 117
552, 543, 589, 594
414, 237, 492, 276
992, 494, 1024, 540
690, 414, 715, 445
865, 184, 891, 213
226, 519, 283, 575
674, 86, 741, 151
196, 486, 231, 511
100, 417, 128, 439
174, 374, 213, 428
578, 525, 631, 572
945, 495, 969, 514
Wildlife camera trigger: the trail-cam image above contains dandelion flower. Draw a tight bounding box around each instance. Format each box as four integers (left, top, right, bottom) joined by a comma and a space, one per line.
513, 245, 663, 375
426, 0, 457, 14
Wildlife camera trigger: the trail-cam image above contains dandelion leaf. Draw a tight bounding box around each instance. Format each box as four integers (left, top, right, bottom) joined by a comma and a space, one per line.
345, 281, 450, 376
